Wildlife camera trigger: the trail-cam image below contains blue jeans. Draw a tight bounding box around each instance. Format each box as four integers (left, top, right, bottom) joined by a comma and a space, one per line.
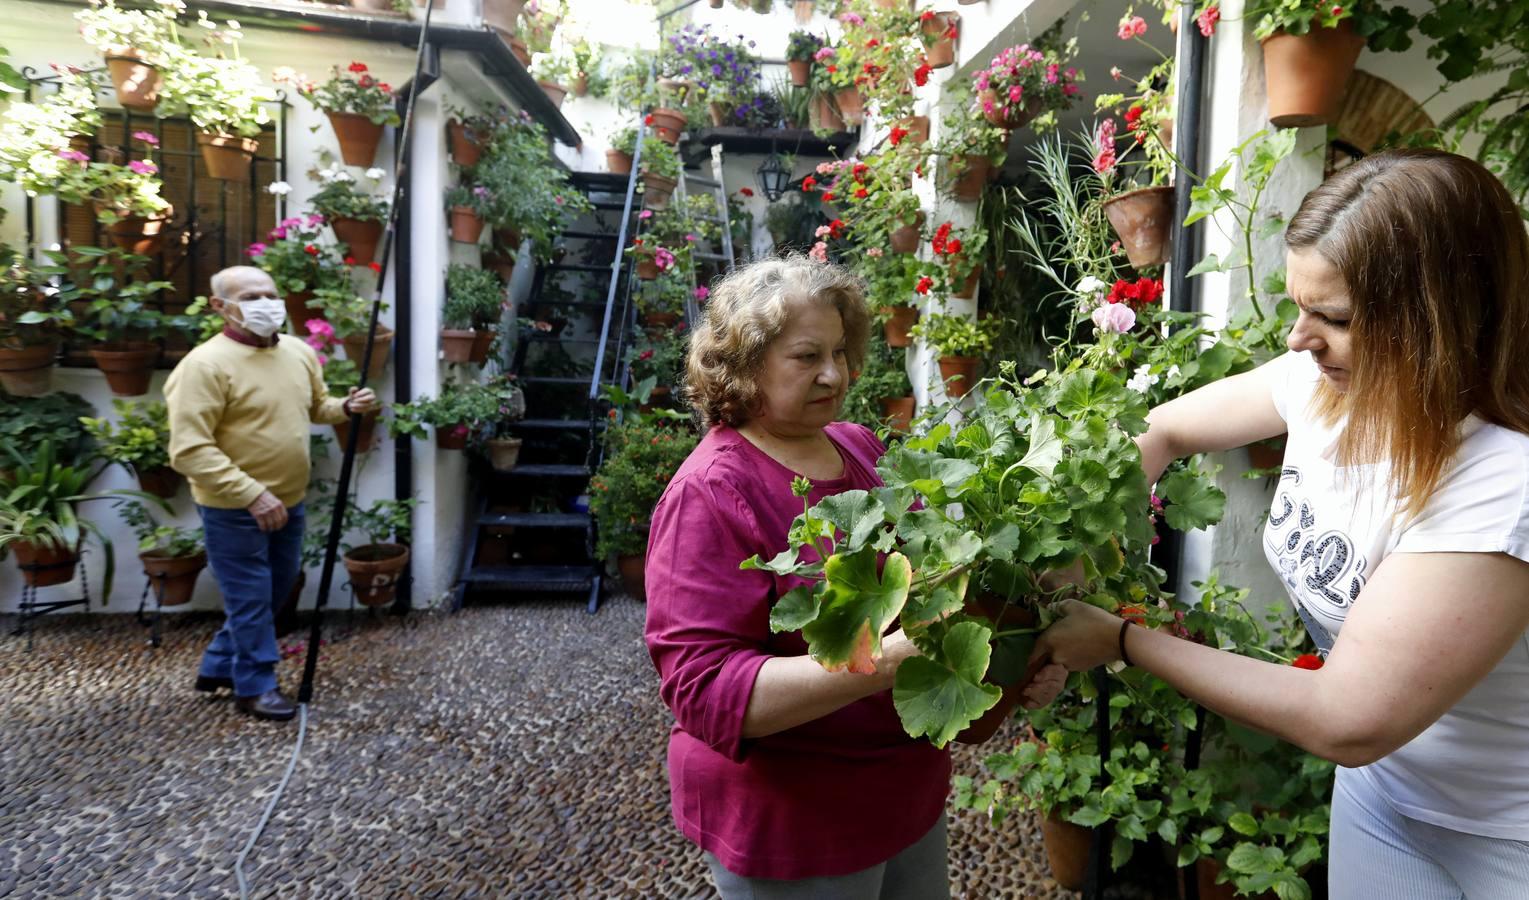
196, 503, 305, 697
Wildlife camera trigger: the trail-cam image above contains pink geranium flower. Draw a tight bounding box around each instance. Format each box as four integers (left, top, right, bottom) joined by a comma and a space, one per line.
1117, 15, 1147, 40
1091, 303, 1136, 334
128, 160, 157, 175
132, 131, 159, 145
1198, 5, 1221, 36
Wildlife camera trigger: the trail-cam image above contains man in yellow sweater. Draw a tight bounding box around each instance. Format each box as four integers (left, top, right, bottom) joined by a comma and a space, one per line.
165, 266, 379, 722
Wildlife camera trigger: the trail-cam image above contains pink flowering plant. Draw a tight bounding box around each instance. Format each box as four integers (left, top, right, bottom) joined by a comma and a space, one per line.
249, 214, 348, 296
1092, 16, 1177, 193
972, 41, 1083, 133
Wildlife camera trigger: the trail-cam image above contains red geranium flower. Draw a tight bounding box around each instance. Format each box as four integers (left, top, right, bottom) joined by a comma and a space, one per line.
344, 255, 357, 265
1292, 654, 1324, 670
1124, 105, 1145, 130
644, 113, 654, 126
348, 62, 368, 73
303, 244, 319, 256
920, 9, 935, 20
866, 38, 880, 48
855, 187, 868, 199
826, 64, 838, 74
359, 75, 375, 89
822, 191, 836, 202
368, 262, 382, 274
1119, 605, 1147, 626
801, 175, 817, 192
914, 275, 934, 294
738, 187, 754, 197
914, 62, 932, 87
889, 126, 909, 146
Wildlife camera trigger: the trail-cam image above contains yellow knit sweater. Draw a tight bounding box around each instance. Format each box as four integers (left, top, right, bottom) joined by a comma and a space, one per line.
165, 333, 350, 510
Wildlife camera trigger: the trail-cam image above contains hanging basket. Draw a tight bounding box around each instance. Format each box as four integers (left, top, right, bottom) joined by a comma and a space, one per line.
1102, 185, 1175, 270
330, 217, 384, 266
449, 206, 486, 244
648, 108, 687, 145
326, 112, 385, 167
878, 396, 915, 433
196, 131, 259, 182
810, 93, 846, 132
977, 90, 1041, 130
103, 48, 161, 111
938, 355, 979, 397
11, 540, 80, 588
341, 325, 393, 382
880, 305, 917, 346
1040, 812, 1093, 891
1262, 22, 1366, 128
90, 341, 161, 397
342, 543, 410, 607
102, 210, 172, 257
141, 551, 207, 607
447, 119, 483, 167
0, 342, 58, 396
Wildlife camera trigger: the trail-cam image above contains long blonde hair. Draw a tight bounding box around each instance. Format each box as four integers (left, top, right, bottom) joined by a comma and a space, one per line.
1285, 149, 1529, 517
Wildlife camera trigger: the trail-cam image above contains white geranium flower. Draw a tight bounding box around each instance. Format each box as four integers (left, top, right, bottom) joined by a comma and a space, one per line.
1076, 275, 1106, 295
332, 170, 354, 183
266, 180, 292, 195
1166, 364, 1181, 380
365, 167, 386, 180
1126, 365, 1160, 394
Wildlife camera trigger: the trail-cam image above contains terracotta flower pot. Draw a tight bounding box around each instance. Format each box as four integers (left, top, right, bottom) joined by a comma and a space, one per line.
449, 206, 485, 244
284, 292, 319, 337
331, 217, 384, 266
951, 596, 1047, 743
341, 325, 393, 381
922, 14, 958, 69
709, 0, 723, 7
606, 149, 634, 175
333, 410, 381, 452
441, 328, 479, 363
494, 227, 523, 250
508, 38, 531, 67
978, 89, 1041, 130
348, 0, 396, 9
447, 119, 483, 167
469, 328, 496, 364
949, 263, 982, 299
636, 259, 661, 281
1102, 185, 1175, 270
482, 250, 516, 283
481, 0, 527, 36
648, 108, 687, 145
950, 154, 992, 202
140, 551, 207, 607
196, 131, 259, 182
538, 81, 568, 108
571, 74, 589, 97
342, 543, 410, 607
834, 87, 865, 126
1192, 857, 1279, 900
894, 115, 930, 145
707, 101, 732, 127
1247, 436, 1287, 470
793, 0, 814, 23
0, 342, 58, 396
11, 540, 80, 587
326, 112, 385, 167
104, 211, 171, 257
939, 355, 979, 398
1262, 22, 1366, 128
104, 49, 161, 111
642, 311, 680, 329
641, 172, 677, 210
436, 425, 470, 450
889, 213, 924, 254
810, 93, 846, 132
90, 341, 161, 397
1041, 811, 1093, 891
486, 436, 523, 471
788, 59, 811, 87
880, 305, 917, 346
134, 464, 183, 499
879, 396, 915, 433
617, 553, 647, 602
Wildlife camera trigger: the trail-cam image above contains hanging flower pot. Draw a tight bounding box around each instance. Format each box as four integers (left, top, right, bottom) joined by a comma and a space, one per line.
440, 329, 479, 363
90, 341, 161, 397
330, 217, 384, 266
1040, 811, 1093, 891
636, 259, 661, 281
950, 154, 993, 202
788, 59, 811, 88
538, 80, 568, 108
103, 49, 161, 111
834, 87, 865, 126
641, 172, 678, 210
435, 424, 470, 450
342, 543, 410, 607
648, 108, 687, 145
447, 119, 483, 167
894, 115, 930, 145
333, 409, 381, 452
642, 311, 680, 329
980, 90, 1044, 130
1247, 436, 1287, 470
103, 210, 172, 257
11, 540, 80, 588
134, 464, 183, 499
509, 37, 531, 67
469, 328, 496, 364
707, 101, 732, 128
326, 112, 385, 168
606, 149, 634, 175
949, 262, 982, 299
1262, 22, 1366, 128
880, 305, 917, 346
618, 551, 647, 602
921, 13, 958, 69
0, 342, 58, 396
449, 206, 486, 244
938, 355, 979, 397
708, 0, 723, 6
889, 213, 924, 254
809, 93, 846, 132
793, 0, 814, 23
141, 550, 207, 607
954, 599, 1052, 743
481, 0, 527, 36
341, 324, 393, 382
879, 396, 915, 433
284, 292, 318, 337
1102, 185, 1175, 270
196, 131, 259, 183
487, 436, 523, 472
482, 249, 516, 283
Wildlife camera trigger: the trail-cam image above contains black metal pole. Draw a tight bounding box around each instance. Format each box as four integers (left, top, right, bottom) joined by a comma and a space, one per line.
298, 1, 437, 704
1084, 667, 1113, 900
389, 92, 416, 617
1169, 0, 1209, 316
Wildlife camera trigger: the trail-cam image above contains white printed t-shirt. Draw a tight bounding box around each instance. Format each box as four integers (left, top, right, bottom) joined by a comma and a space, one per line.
1262, 350, 1529, 839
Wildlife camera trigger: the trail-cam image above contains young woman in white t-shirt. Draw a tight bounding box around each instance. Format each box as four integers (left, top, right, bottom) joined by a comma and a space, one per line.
1036, 148, 1529, 898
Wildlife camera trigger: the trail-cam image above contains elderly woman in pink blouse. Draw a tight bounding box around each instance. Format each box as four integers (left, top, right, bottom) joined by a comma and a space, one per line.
643, 256, 1064, 898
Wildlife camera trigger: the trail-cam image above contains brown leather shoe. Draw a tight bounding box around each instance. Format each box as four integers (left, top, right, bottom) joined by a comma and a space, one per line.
235, 690, 297, 722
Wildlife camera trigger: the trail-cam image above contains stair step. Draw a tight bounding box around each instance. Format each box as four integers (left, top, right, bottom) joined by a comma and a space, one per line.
560, 229, 618, 240
462, 564, 596, 592
492, 463, 590, 478
514, 418, 594, 431
592, 200, 635, 211
519, 375, 590, 385
478, 512, 590, 528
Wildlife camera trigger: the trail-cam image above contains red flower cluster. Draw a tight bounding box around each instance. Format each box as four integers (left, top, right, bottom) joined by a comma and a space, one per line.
738, 187, 754, 197
865, 38, 880, 48
930, 222, 960, 257
801, 175, 817, 192
1106, 276, 1164, 309
914, 61, 932, 87
855, 187, 868, 199
822, 190, 837, 202
348, 62, 368, 73
303, 244, 319, 256
368, 261, 382, 274
644, 113, 654, 126
344, 255, 357, 265
914, 275, 934, 294
889, 126, 909, 146
826, 218, 846, 239
919, 9, 935, 20
1292, 654, 1324, 670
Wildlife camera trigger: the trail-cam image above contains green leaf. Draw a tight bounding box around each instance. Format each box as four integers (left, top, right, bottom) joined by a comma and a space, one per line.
802, 549, 913, 673
1157, 818, 1179, 845
1187, 252, 1223, 277
742, 547, 806, 576
1110, 833, 1134, 870
985, 631, 1036, 686
1159, 468, 1227, 531
1226, 843, 1286, 875
903, 573, 968, 624
1229, 812, 1260, 836
892, 620, 1001, 747
815, 490, 886, 552
982, 522, 1021, 562
886, 450, 980, 501
769, 584, 820, 632
1017, 415, 1062, 475
1069, 805, 1109, 828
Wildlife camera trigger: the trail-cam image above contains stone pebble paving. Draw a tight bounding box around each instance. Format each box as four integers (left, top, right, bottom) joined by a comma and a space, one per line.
1, 593, 1072, 898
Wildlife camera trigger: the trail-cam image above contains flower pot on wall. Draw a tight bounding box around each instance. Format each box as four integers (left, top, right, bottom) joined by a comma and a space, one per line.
342, 543, 409, 607
949, 263, 981, 300
347, 0, 396, 10
950, 154, 993, 202
921, 14, 958, 69
938, 355, 979, 398
834, 87, 865, 126
284, 291, 318, 337
636, 259, 660, 281
469, 328, 496, 364
486, 436, 523, 471
642, 311, 679, 329
617, 552, 647, 602
879, 396, 915, 433
341, 325, 393, 381
1262, 22, 1366, 128
482, 250, 516, 283
788, 59, 811, 87
810, 93, 846, 132
447, 119, 483, 167
977, 90, 1041, 130
880, 305, 917, 346
104, 211, 171, 257
326, 112, 384, 167
134, 464, 183, 499
0, 342, 57, 396
440, 329, 479, 363
90, 341, 161, 396
606, 149, 634, 175
330, 217, 384, 266
648, 108, 686, 145
889, 213, 924, 254
1102, 186, 1175, 270
538, 81, 568, 108
436, 425, 469, 450
508, 38, 531, 67
333, 410, 381, 452
793, 0, 814, 23
141, 551, 207, 607
196, 132, 259, 182
11, 540, 80, 588
449, 206, 485, 244
894, 115, 930, 145
482, 0, 527, 35
707, 101, 732, 127
1041, 812, 1093, 891
641, 172, 677, 210
103, 49, 161, 111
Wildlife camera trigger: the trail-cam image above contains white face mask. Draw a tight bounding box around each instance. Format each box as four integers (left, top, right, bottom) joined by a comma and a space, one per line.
235, 298, 287, 338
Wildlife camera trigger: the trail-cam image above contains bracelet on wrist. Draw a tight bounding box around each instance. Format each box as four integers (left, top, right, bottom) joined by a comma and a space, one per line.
1118, 619, 1135, 667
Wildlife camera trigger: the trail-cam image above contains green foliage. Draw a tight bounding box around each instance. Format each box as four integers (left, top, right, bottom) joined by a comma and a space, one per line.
909, 312, 999, 358
627, 324, 688, 386
473, 113, 594, 263
445, 181, 496, 217
637, 135, 681, 180
0, 391, 97, 462
38, 246, 178, 343
115, 498, 202, 557
79, 399, 169, 471
388, 375, 523, 443
589, 415, 700, 559
786, 30, 823, 63
289, 62, 402, 127
309, 169, 391, 223
933, 80, 1010, 190
304, 285, 384, 341
842, 339, 913, 431
343, 497, 417, 549
249, 215, 349, 298
443, 264, 506, 330
0, 246, 74, 346
1244, 0, 1415, 49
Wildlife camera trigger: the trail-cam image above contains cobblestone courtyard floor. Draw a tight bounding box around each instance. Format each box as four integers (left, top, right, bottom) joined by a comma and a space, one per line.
1, 593, 1070, 898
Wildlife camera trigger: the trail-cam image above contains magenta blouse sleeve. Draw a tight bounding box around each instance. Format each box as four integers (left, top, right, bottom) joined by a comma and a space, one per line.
643, 475, 775, 763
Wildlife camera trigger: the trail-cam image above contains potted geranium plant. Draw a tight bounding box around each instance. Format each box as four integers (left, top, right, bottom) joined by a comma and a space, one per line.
588, 409, 700, 601
637, 137, 681, 210
445, 105, 492, 168
627, 324, 688, 408
1093, 54, 1178, 270
606, 125, 638, 175
446, 183, 493, 244
283, 62, 402, 167
786, 30, 822, 87
53, 133, 174, 255
116, 499, 207, 607
74, 0, 180, 111
972, 42, 1083, 131
442, 264, 505, 364
389, 379, 506, 450
473, 114, 594, 264
310, 166, 391, 266
248, 212, 350, 337
934, 81, 1008, 201
304, 284, 393, 381
908, 311, 998, 398
80, 399, 181, 498
843, 340, 915, 434
0, 247, 72, 396
340, 497, 415, 607
42, 246, 175, 396
919, 8, 960, 69
636, 269, 690, 328
808, 38, 864, 129
625, 238, 676, 282
865, 255, 935, 347
161, 17, 275, 182
530, 52, 575, 108
929, 221, 989, 299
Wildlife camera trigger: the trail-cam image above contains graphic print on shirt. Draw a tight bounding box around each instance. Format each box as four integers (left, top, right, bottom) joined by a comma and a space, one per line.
1264, 465, 1368, 655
